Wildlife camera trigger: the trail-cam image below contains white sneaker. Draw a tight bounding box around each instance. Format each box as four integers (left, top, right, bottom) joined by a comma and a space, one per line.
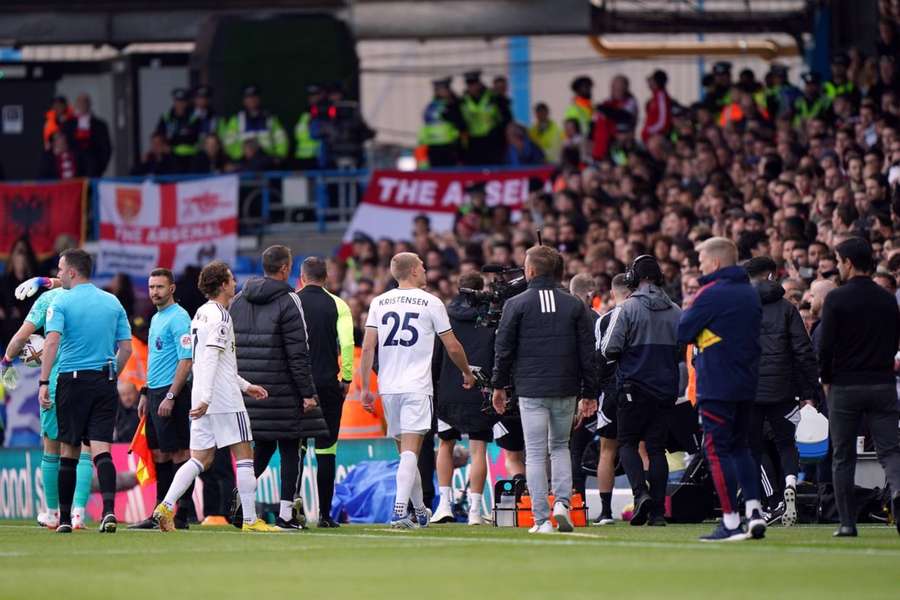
38, 510, 59, 529
553, 502, 573, 532
72, 508, 85, 530
430, 504, 455, 524
467, 511, 484, 526
528, 520, 554, 534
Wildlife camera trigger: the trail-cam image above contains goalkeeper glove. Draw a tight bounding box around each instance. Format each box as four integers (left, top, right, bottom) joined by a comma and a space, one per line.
0, 357, 18, 391
14, 277, 52, 301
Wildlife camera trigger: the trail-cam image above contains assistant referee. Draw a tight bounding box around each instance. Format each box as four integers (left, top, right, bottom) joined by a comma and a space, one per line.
298, 257, 355, 528
39, 249, 132, 533
130, 268, 194, 530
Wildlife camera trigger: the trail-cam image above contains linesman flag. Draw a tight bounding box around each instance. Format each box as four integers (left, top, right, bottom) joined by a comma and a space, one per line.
129, 415, 157, 485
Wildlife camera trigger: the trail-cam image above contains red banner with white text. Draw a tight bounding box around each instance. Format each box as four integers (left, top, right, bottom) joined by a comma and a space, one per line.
0, 179, 86, 259
96, 175, 238, 277
344, 168, 553, 243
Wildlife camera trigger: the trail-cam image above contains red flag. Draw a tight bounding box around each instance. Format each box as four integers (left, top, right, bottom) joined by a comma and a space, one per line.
128, 415, 156, 486
0, 179, 86, 259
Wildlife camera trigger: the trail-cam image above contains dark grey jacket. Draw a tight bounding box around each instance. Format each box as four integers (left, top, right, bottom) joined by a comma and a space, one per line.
492, 276, 597, 399
229, 277, 329, 441
754, 280, 819, 404
601, 283, 682, 402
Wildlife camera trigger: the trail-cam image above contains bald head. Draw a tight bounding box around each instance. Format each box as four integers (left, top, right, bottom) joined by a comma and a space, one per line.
569, 273, 595, 307
810, 278, 836, 316
390, 252, 425, 286
698, 237, 738, 276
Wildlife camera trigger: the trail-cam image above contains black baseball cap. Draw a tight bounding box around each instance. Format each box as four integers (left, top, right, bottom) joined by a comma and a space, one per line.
714, 61, 732, 75
194, 85, 212, 99
464, 70, 482, 84
242, 84, 261, 98
172, 88, 189, 101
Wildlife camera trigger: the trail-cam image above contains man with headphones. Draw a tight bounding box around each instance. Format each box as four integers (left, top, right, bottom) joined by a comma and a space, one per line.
600, 256, 682, 526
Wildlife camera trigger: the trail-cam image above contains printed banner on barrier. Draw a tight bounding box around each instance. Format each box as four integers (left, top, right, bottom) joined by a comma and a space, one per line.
96, 175, 238, 277
0, 179, 86, 259
343, 167, 553, 243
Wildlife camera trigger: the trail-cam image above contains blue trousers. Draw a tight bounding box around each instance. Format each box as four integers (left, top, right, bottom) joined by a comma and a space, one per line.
699, 399, 760, 515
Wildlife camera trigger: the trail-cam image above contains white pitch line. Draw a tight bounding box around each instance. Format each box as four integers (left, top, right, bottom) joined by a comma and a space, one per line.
3, 525, 900, 559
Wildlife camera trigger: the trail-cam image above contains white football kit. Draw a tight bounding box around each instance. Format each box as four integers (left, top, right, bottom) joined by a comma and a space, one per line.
365, 287, 452, 438
189, 301, 253, 449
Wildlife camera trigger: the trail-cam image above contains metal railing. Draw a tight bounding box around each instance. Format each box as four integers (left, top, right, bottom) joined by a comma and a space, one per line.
86, 169, 371, 241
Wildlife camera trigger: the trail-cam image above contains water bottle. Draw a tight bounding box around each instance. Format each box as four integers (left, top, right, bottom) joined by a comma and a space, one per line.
495, 480, 516, 527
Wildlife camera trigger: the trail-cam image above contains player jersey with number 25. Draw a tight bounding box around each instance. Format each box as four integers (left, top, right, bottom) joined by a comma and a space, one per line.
365, 287, 451, 396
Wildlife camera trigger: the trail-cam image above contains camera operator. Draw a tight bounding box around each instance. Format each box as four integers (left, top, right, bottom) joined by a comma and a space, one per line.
491, 246, 597, 533
600, 256, 681, 527
432, 272, 496, 525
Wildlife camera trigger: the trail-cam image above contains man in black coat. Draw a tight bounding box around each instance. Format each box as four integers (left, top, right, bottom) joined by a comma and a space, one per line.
492, 246, 597, 533
745, 257, 820, 527
818, 237, 900, 537
431, 272, 497, 525
62, 94, 111, 177
296, 257, 355, 528
229, 245, 328, 530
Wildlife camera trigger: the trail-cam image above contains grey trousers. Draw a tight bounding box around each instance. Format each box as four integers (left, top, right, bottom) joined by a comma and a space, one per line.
519, 396, 577, 524
828, 384, 900, 528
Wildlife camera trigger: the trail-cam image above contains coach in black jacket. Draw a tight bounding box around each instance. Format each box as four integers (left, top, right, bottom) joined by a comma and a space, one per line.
230, 245, 327, 530
745, 257, 819, 526
492, 246, 597, 532
818, 238, 900, 537
297, 256, 355, 528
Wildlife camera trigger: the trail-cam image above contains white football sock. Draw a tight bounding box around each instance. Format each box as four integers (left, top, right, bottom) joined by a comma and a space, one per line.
411, 463, 426, 512
438, 486, 452, 508
163, 458, 203, 510
236, 459, 257, 524
279, 500, 293, 521
393, 451, 417, 516
723, 511, 741, 530
469, 493, 483, 515
745, 499, 762, 519
785, 474, 797, 489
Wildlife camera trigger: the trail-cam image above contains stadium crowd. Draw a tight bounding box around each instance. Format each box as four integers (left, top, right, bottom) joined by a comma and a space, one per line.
2, 1, 900, 538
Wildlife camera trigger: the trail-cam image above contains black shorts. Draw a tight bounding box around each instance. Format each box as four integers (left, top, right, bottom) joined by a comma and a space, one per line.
315, 383, 345, 451
597, 390, 618, 440
616, 387, 671, 454
437, 424, 493, 442
493, 415, 525, 452
56, 370, 118, 446
146, 384, 191, 452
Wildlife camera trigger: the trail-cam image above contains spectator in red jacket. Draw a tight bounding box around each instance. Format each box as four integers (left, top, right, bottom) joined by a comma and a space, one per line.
641, 70, 673, 144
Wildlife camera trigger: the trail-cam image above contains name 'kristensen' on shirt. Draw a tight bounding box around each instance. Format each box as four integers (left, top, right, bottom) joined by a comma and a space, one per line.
378, 295, 430, 307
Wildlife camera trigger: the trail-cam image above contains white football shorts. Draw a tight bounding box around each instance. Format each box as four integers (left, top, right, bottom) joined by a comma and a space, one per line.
381, 393, 432, 439
190, 411, 253, 450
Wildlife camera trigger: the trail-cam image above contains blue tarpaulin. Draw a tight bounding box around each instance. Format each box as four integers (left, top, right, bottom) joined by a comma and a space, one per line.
331, 460, 399, 524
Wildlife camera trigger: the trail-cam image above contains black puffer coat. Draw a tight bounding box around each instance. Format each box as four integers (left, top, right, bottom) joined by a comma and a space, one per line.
434, 296, 495, 433
754, 280, 819, 404
230, 277, 329, 441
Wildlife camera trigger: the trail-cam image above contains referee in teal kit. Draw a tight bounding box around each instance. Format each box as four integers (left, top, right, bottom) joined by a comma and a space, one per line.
39, 249, 132, 533
130, 268, 195, 530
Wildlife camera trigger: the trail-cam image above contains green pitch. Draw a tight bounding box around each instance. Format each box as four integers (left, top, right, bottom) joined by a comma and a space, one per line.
1, 522, 898, 599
